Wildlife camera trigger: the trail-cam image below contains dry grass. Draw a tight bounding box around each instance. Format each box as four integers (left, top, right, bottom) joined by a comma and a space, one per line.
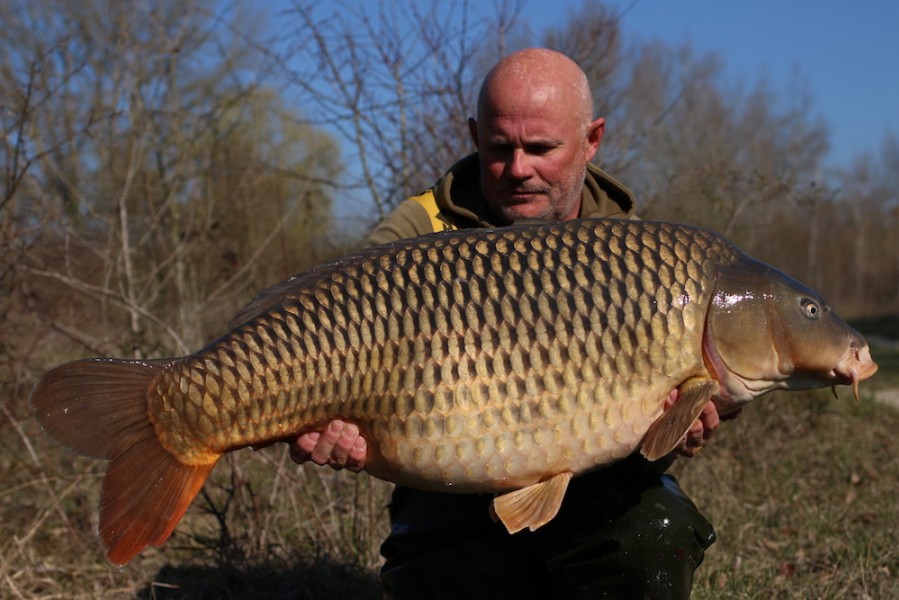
2, 343, 897, 599
2, 419, 391, 599
680, 338, 899, 599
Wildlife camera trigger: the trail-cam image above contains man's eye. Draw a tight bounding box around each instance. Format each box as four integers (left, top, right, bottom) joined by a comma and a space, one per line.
526, 145, 554, 155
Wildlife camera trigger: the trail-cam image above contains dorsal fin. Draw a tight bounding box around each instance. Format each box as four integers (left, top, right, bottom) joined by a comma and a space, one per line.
228, 236, 438, 329
228, 252, 377, 329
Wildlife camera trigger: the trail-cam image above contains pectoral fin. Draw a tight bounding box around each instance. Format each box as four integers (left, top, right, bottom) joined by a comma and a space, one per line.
492, 471, 573, 534
640, 379, 717, 461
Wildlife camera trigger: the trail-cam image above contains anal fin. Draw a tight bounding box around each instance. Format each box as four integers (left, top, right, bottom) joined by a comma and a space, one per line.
492, 471, 573, 534
641, 379, 717, 461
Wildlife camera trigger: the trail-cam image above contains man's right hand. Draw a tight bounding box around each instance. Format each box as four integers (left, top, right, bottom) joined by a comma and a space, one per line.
290, 420, 367, 472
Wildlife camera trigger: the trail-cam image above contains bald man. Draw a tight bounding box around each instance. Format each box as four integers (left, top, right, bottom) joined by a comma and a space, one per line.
292, 49, 720, 599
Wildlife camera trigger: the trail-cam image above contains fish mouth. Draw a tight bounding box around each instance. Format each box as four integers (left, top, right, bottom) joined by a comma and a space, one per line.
830, 343, 878, 402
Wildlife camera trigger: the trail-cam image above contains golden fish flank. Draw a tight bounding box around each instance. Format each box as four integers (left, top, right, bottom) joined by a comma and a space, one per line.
30, 218, 877, 565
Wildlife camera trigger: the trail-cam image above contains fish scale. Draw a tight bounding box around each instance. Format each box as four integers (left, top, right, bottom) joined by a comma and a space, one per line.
148, 219, 725, 486
31, 217, 876, 564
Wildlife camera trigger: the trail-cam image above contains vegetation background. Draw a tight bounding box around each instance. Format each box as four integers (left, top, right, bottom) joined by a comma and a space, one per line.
2, 1, 897, 598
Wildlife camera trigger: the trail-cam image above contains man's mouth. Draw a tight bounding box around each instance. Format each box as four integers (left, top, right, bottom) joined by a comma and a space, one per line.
506, 188, 547, 201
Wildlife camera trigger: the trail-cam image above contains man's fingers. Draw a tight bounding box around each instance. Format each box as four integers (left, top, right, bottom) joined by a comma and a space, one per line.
663, 388, 678, 410
665, 396, 721, 457
289, 420, 367, 471
290, 432, 320, 464
698, 401, 720, 437
310, 420, 354, 466
685, 419, 704, 445
345, 436, 367, 472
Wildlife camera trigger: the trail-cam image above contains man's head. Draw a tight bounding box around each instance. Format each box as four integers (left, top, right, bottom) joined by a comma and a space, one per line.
469, 48, 604, 224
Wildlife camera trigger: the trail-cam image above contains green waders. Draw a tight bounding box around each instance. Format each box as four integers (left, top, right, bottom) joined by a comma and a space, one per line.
380, 456, 715, 599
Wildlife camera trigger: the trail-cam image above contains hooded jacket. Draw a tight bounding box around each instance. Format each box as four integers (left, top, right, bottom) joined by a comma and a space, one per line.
368, 153, 637, 246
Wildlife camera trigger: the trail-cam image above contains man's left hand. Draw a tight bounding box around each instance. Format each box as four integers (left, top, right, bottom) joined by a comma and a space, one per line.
290, 420, 367, 472
668, 392, 741, 457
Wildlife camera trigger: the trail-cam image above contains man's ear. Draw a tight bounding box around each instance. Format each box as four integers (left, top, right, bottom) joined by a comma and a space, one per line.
585, 117, 605, 161
468, 117, 479, 149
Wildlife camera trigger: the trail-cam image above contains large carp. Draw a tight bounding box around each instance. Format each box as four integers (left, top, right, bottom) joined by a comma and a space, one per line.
30, 218, 877, 565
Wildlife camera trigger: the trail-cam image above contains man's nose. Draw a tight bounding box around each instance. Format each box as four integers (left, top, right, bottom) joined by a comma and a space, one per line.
505, 149, 533, 179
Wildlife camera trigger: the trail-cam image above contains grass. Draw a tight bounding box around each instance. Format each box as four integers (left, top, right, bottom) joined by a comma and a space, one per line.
2, 343, 897, 599
2, 423, 391, 599
677, 387, 899, 599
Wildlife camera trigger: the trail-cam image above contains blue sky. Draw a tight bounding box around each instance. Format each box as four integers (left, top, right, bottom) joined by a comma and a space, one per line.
522, 0, 899, 168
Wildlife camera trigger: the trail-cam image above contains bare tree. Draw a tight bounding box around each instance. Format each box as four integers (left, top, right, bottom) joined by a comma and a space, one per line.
243, 0, 532, 226
1, 0, 341, 381
835, 134, 899, 313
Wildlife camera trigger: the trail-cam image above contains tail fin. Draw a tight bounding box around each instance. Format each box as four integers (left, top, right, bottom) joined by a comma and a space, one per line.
30, 358, 217, 565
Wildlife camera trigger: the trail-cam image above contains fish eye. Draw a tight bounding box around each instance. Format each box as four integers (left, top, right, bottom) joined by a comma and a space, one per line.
800, 298, 820, 319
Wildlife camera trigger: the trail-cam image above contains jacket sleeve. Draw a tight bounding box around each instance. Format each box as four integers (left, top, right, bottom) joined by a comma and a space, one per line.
366, 198, 435, 246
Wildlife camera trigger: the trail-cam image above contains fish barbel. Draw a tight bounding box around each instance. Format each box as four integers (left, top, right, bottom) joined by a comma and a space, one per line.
30, 218, 877, 565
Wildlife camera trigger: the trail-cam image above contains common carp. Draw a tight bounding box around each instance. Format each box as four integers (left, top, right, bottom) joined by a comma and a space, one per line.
30, 218, 877, 565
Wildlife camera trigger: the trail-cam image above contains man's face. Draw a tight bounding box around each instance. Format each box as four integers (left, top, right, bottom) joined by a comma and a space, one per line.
470, 89, 603, 224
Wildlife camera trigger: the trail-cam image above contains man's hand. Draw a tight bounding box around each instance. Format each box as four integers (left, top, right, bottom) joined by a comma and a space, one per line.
290, 420, 367, 472
666, 391, 740, 457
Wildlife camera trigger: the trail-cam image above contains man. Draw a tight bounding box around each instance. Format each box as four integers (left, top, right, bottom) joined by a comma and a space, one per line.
292, 48, 723, 598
